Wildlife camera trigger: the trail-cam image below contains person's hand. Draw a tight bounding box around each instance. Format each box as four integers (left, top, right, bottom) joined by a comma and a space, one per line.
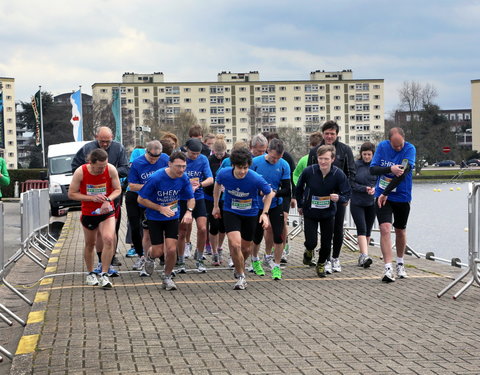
182, 211, 193, 224
377, 194, 388, 208
159, 205, 175, 217
330, 194, 339, 202
259, 213, 270, 230
100, 201, 112, 214
391, 165, 404, 177
212, 207, 221, 219
91, 194, 107, 203
298, 208, 303, 216
366, 186, 375, 195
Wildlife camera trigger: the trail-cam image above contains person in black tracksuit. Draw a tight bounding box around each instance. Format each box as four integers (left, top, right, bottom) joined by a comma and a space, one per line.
296, 145, 351, 277
307, 121, 355, 273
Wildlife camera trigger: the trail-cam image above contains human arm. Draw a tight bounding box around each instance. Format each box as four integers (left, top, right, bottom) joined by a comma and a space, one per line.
212, 182, 222, 219
294, 169, 307, 215
181, 198, 195, 224
293, 155, 307, 186
275, 179, 291, 198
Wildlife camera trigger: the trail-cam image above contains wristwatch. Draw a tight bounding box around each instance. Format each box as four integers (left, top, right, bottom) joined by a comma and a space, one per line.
262, 211, 269, 216
105, 197, 111, 202
187, 207, 194, 212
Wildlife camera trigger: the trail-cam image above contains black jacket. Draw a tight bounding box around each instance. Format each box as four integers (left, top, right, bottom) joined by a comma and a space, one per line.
307, 140, 356, 184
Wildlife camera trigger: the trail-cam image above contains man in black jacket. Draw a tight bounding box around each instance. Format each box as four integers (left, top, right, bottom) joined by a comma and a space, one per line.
307, 121, 355, 273
71, 126, 129, 272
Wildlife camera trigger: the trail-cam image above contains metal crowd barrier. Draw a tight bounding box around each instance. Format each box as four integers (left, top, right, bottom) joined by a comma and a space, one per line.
438, 182, 480, 300
0, 188, 56, 361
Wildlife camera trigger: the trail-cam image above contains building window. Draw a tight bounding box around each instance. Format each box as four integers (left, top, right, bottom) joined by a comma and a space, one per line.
279, 86, 287, 91
5, 84, 11, 89
374, 115, 381, 120
294, 86, 301, 91
240, 118, 247, 123
240, 108, 247, 112
184, 87, 191, 92
334, 106, 341, 110
239, 97, 247, 102
305, 84, 319, 92
294, 96, 301, 101
184, 98, 191, 103
142, 88, 150, 93
280, 117, 287, 121
8, 152, 14, 157
294, 117, 302, 121
305, 95, 319, 102
280, 107, 287, 111
261, 85, 275, 92
373, 84, 381, 89
279, 97, 287, 101
199, 87, 206, 92
374, 105, 380, 110
333, 85, 341, 90
200, 108, 206, 113
334, 116, 341, 121
294, 106, 301, 111
158, 88, 164, 93
239, 87, 246, 92
7, 129, 13, 134
373, 95, 380, 99
210, 86, 225, 94
333, 96, 341, 100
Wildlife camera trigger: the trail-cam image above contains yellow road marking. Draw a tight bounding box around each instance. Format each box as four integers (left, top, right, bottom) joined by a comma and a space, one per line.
16, 334, 39, 355
27, 310, 45, 324
34, 291, 49, 302
48, 257, 59, 263
40, 278, 53, 286
45, 266, 57, 273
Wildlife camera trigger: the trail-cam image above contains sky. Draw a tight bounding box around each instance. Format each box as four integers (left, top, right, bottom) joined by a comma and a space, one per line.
1, 0, 479, 117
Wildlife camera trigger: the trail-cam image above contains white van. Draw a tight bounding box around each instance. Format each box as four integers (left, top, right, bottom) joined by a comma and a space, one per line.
48, 141, 89, 216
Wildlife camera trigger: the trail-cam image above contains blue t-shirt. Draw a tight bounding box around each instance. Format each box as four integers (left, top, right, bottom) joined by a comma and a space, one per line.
370, 140, 416, 202
251, 155, 290, 209
216, 168, 272, 217
129, 148, 146, 163
219, 157, 232, 171
128, 154, 169, 186
182, 154, 213, 200
138, 168, 194, 221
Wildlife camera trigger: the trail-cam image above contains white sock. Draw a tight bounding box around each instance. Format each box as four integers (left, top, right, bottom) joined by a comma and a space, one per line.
252, 256, 260, 262
397, 257, 404, 265
385, 263, 392, 270
273, 263, 280, 268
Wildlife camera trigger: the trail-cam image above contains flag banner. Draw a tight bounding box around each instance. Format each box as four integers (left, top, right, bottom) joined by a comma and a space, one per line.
70, 89, 83, 141
0, 90, 4, 149
31, 90, 41, 146
112, 88, 122, 143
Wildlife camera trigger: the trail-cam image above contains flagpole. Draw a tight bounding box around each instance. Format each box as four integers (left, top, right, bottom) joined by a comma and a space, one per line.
79, 85, 83, 141
39, 85, 46, 168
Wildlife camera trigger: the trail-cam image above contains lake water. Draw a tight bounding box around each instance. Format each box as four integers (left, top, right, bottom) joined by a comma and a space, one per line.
367, 181, 470, 263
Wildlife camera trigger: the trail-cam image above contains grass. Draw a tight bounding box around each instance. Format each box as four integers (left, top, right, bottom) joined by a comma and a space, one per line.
414, 168, 480, 180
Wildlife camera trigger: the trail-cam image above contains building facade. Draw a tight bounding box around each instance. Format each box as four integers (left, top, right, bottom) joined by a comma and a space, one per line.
472, 80, 480, 152
92, 70, 384, 152
0, 77, 18, 168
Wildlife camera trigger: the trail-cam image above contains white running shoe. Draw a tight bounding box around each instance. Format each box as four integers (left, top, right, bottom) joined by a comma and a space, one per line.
184, 242, 192, 258
99, 274, 113, 289
132, 256, 145, 271
233, 276, 247, 290
382, 267, 395, 283
325, 260, 333, 274
144, 257, 155, 276
332, 258, 342, 272
396, 263, 408, 279
86, 273, 98, 286
163, 277, 177, 291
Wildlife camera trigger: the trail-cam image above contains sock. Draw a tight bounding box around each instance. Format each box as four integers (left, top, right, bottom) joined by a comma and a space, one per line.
196, 250, 203, 260
97, 252, 102, 262
252, 256, 260, 262
397, 257, 404, 265
385, 262, 392, 270
178, 255, 185, 264
265, 254, 272, 260
273, 263, 280, 268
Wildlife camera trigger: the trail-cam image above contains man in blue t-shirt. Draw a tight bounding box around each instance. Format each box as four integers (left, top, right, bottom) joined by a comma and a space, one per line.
138, 152, 195, 291
176, 138, 214, 273
250, 139, 291, 280
213, 147, 275, 290
370, 127, 416, 283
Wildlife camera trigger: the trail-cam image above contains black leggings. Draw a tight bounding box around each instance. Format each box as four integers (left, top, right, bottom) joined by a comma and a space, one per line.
205, 199, 225, 235
303, 216, 335, 264
125, 191, 145, 256
350, 203, 376, 237
332, 203, 346, 258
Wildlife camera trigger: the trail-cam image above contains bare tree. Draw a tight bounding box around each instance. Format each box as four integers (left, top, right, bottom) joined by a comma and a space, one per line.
276, 126, 309, 162
248, 106, 262, 137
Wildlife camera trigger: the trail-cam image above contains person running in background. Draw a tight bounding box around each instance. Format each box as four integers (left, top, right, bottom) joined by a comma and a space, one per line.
176, 138, 213, 273
0, 156, 10, 200
307, 121, 355, 273
68, 148, 122, 289
137, 152, 195, 291
296, 145, 351, 278
204, 135, 229, 266
370, 127, 416, 283
126, 141, 169, 275
160, 132, 180, 153
350, 142, 377, 268
250, 139, 291, 280
213, 147, 274, 290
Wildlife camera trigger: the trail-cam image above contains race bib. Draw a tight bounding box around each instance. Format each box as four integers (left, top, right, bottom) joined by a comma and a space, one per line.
168, 200, 179, 213
231, 198, 252, 211
86, 183, 107, 196
379, 176, 396, 192
311, 195, 330, 209
190, 177, 200, 187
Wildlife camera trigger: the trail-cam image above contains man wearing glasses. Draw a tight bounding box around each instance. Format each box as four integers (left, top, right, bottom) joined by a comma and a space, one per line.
72, 126, 129, 274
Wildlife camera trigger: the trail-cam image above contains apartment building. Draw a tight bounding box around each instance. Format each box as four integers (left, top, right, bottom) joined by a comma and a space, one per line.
92, 70, 384, 152
0, 77, 17, 168
472, 80, 480, 152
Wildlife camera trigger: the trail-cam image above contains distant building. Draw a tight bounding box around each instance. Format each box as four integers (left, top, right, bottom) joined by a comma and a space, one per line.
92, 70, 385, 152
472, 80, 480, 151
0, 77, 18, 168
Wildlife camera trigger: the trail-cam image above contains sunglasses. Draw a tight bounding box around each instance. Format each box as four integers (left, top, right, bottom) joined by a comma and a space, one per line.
147, 151, 161, 157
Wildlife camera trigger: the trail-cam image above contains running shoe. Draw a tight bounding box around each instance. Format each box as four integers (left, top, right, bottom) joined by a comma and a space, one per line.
332, 258, 342, 273
358, 254, 373, 268
108, 265, 120, 277
126, 248, 137, 258
197, 260, 207, 273
139, 264, 150, 277
132, 256, 145, 271
382, 267, 395, 283
144, 257, 155, 276
325, 260, 333, 274
228, 258, 234, 269
396, 263, 408, 279
112, 255, 122, 266
93, 262, 102, 275
99, 273, 113, 289
184, 242, 192, 258
303, 249, 313, 266
177, 263, 186, 274
218, 249, 223, 264
271, 266, 282, 280
316, 262, 326, 278
163, 277, 177, 291
233, 276, 247, 290
86, 273, 98, 286
204, 243, 212, 255
212, 253, 220, 266
252, 260, 265, 276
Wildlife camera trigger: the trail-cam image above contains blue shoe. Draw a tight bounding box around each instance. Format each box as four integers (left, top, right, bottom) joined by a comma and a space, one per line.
93, 262, 102, 275
126, 248, 137, 258
108, 265, 120, 277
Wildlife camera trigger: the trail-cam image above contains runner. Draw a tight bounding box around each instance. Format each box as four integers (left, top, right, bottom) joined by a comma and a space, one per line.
68, 148, 122, 289
176, 138, 213, 273
370, 127, 416, 282
126, 140, 169, 275
251, 139, 291, 280
296, 145, 351, 277
213, 147, 274, 290
137, 151, 195, 291
350, 142, 377, 268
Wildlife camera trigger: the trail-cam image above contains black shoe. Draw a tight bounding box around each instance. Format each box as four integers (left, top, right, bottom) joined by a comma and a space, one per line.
303, 249, 313, 266
112, 255, 122, 266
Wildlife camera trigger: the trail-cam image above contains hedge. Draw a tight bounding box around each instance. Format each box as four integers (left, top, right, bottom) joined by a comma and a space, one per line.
1, 169, 48, 198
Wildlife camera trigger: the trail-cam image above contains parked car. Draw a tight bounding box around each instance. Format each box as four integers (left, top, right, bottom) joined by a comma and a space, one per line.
467, 159, 480, 166
434, 160, 456, 167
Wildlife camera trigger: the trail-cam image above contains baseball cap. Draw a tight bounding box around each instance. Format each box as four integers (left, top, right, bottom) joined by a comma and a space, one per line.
186, 138, 203, 152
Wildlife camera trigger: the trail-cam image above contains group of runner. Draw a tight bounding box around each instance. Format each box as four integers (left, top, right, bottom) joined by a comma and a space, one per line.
68, 122, 416, 290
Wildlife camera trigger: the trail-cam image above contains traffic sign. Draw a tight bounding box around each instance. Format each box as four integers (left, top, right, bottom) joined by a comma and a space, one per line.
442, 146, 451, 153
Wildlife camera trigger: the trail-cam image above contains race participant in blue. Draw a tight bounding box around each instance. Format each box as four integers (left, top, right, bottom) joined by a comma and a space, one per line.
295, 145, 351, 278
370, 127, 416, 283
137, 151, 195, 291
126, 140, 169, 275
250, 139, 291, 280
213, 147, 275, 290
176, 138, 213, 273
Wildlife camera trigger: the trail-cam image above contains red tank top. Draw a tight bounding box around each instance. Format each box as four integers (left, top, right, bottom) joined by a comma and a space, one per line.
80, 164, 114, 216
